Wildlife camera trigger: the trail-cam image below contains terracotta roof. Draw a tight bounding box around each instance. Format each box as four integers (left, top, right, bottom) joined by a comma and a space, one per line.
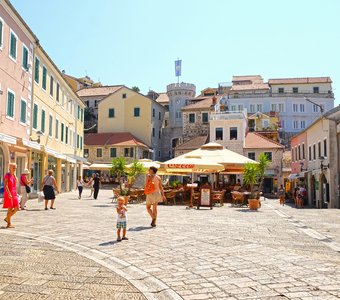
77, 86, 123, 97
231, 75, 269, 91
84, 132, 149, 148
175, 136, 209, 151
155, 93, 169, 104
182, 96, 220, 111
244, 132, 284, 149
268, 77, 332, 85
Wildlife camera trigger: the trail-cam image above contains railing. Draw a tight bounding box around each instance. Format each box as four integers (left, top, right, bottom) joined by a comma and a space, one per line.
210, 111, 246, 120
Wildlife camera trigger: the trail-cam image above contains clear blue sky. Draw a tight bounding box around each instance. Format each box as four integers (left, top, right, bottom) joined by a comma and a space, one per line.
11, 0, 339, 105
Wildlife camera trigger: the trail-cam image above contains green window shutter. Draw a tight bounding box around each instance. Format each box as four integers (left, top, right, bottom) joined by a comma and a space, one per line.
110, 148, 116, 158
77, 134, 79, 148
80, 136, 83, 150
65, 126, 68, 144
109, 108, 115, 118
56, 83, 60, 101
42, 66, 47, 90
55, 119, 59, 139
7, 91, 14, 117
130, 147, 134, 158
49, 115, 53, 136
20, 100, 26, 123
10, 32, 17, 59
0, 20, 3, 47
61, 124, 64, 142
33, 104, 38, 129
41, 110, 45, 133
50, 76, 54, 96
34, 58, 39, 83
22, 46, 28, 70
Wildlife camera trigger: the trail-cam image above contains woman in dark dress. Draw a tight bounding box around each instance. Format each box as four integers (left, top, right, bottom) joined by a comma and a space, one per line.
41, 169, 59, 210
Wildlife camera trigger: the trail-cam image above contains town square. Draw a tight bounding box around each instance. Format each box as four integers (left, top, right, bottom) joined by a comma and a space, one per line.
0, 0, 340, 299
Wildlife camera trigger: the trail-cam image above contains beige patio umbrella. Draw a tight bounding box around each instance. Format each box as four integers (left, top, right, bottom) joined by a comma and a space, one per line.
125, 159, 160, 171
89, 163, 112, 170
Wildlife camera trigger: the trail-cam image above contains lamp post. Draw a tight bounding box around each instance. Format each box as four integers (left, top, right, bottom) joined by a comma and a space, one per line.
304, 97, 324, 114
319, 156, 329, 170
29, 130, 43, 144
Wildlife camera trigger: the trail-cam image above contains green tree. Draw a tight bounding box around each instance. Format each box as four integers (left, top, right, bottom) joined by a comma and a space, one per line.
125, 160, 146, 194
131, 86, 140, 93
111, 157, 127, 194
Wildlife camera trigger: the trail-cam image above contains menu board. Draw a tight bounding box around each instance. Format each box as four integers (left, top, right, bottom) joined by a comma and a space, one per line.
201, 188, 211, 206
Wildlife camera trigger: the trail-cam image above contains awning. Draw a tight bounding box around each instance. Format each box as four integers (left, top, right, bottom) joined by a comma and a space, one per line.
288, 172, 307, 180
0, 133, 17, 145
89, 163, 112, 170
45, 147, 67, 160
22, 139, 41, 150
65, 154, 88, 163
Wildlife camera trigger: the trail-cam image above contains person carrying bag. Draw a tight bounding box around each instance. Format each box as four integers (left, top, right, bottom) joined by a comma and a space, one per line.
19, 169, 33, 210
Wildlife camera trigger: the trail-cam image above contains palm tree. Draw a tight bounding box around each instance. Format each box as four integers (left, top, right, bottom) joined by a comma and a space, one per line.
125, 160, 146, 194
257, 152, 270, 198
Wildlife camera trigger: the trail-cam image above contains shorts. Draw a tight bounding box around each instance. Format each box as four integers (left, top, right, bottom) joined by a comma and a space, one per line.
116, 221, 127, 229
146, 191, 162, 205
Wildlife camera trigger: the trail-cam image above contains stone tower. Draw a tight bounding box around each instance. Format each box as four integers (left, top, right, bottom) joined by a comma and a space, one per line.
161, 82, 196, 160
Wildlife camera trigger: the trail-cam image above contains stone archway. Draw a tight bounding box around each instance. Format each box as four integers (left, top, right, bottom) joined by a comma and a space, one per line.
320, 173, 329, 208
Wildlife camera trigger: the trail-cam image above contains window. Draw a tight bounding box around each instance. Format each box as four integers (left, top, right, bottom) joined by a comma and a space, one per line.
249, 104, 255, 113
110, 148, 117, 158
313, 104, 319, 112
158, 130, 161, 139
324, 139, 327, 157
264, 152, 272, 161
271, 104, 277, 111
130, 147, 134, 157
231, 105, 236, 111
49, 115, 53, 137
34, 57, 39, 83
152, 128, 155, 137
279, 103, 284, 112
22, 45, 29, 71
318, 142, 321, 158
96, 148, 102, 158
230, 127, 237, 140
300, 104, 304, 112
202, 112, 209, 123
80, 136, 83, 150
152, 108, 155, 117
134, 107, 140, 117
42, 66, 47, 90
293, 104, 298, 112
55, 119, 59, 139
84, 149, 89, 157
33, 103, 38, 129
263, 119, 269, 128
124, 148, 129, 157
61, 123, 64, 142
189, 113, 195, 123
293, 120, 299, 129
158, 112, 161, 120
0, 18, 3, 49
291, 149, 294, 162
300, 120, 305, 129
56, 83, 60, 102
77, 134, 79, 148
175, 111, 181, 119
122, 93, 127, 99
313, 144, 316, 160
278, 87, 284, 94
20, 99, 26, 124
9, 30, 17, 60
215, 128, 223, 140
302, 144, 305, 159
6, 90, 15, 118
248, 152, 255, 160
238, 105, 243, 111
308, 146, 311, 161
41, 110, 45, 133
50, 76, 54, 96
257, 104, 263, 112
293, 87, 298, 93
108, 108, 115, 118
313, 87, 319, 93
298, 145, 301, 160
65, 126, 68, 144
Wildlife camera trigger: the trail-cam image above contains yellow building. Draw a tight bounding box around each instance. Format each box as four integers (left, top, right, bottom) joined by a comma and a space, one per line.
97, 86, 165, 160
31, 45, 85, 192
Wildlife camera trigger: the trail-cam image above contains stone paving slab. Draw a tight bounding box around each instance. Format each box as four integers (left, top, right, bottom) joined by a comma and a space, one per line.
1, 190, 340, 299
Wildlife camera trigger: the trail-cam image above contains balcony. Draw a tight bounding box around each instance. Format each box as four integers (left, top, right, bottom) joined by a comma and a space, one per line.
210, 111, 246, 121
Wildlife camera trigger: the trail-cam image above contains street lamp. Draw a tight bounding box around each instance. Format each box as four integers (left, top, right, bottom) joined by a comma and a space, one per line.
319, 156, 329, 170
30, 130, 43, 143
84, 124, 96, 132
304, 97, 324, 114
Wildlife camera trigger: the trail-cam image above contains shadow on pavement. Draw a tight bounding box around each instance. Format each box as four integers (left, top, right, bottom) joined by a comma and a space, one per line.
92, 205, 112, 208
235, 209, 262, 213
128, 226, 153, 232
99, 240, 118, 246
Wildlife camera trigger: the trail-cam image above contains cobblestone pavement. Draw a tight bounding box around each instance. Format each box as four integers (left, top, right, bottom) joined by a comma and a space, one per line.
1, 189, 339, 300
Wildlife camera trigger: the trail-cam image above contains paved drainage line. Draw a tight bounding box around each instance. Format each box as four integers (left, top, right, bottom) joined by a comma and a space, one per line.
264, 202, 340, 253
0, 230, 182, 300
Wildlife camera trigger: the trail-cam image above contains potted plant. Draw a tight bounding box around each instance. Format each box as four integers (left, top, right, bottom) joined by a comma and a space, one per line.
243, 153, 269, 210
111, 157, 127, 202
125, 160, 146, 195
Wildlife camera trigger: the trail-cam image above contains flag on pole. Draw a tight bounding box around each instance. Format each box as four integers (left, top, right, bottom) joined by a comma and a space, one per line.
175, 59, 181, 77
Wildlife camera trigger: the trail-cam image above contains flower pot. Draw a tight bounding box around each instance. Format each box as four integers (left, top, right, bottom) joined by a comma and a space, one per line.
248, 198, 260, 210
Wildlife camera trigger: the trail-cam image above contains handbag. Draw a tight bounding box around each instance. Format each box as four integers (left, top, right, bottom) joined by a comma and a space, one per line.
38, 191, 45, 202
25, 184, 31, 194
